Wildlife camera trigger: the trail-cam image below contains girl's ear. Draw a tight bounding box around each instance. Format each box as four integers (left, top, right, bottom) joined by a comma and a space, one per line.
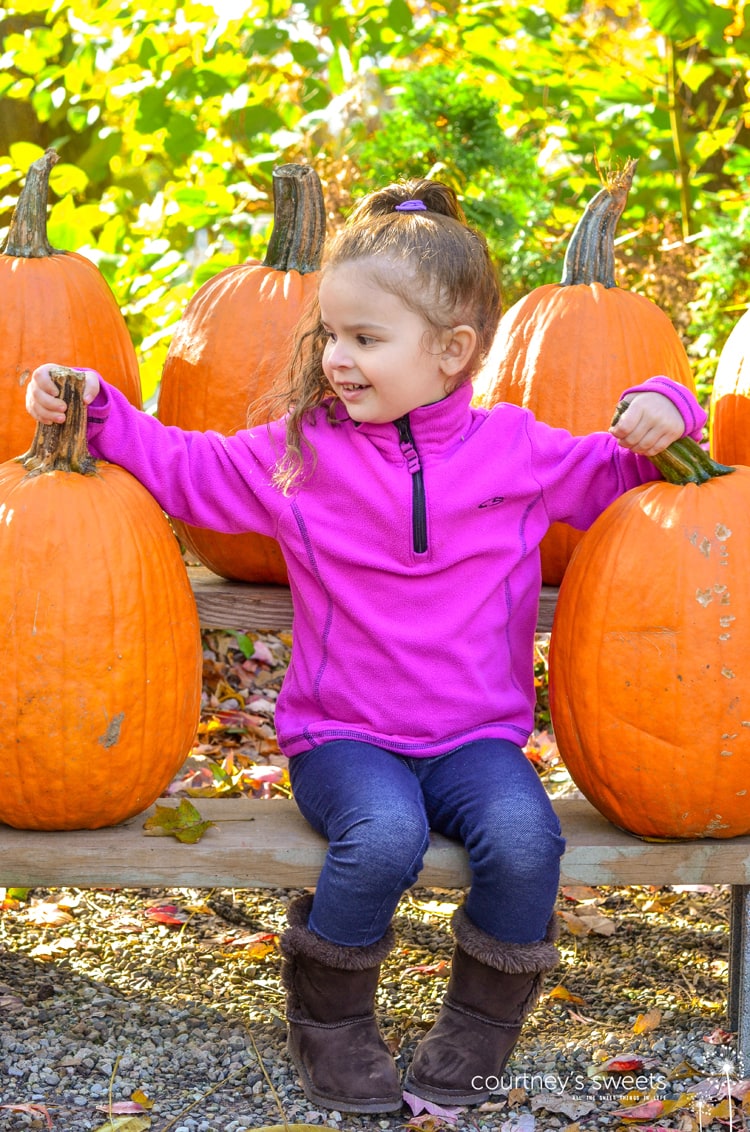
440, 325, 477, 377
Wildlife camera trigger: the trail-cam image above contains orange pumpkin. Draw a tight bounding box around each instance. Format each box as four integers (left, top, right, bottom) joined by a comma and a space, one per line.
0, 367, 202, 831
157, 163, 325, 583
474, 158, 696, 586
548, 436, 750, 840
0, 148, 142, 465
709, 306, 750, 465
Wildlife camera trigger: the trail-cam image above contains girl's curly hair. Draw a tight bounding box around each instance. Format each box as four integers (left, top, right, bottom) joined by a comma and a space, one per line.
253, 178, 501, 493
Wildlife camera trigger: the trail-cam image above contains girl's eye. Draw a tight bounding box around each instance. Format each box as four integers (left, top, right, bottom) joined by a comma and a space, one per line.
357, 335, 376, 346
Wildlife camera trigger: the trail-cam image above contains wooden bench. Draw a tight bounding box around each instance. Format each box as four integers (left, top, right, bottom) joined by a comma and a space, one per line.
1, 564, 749, 1067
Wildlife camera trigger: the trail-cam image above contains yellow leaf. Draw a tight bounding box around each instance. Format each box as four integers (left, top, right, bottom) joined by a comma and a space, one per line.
547, 983, 586, 1004
91, 1117, 151, 1132
633, 1007, 662, 1034
130, 1090, 154, 1110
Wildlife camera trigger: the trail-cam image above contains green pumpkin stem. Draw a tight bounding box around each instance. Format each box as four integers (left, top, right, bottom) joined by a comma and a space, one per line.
263, 163, 326, 274
1, 148, 63, 258
20, 367, 97, 477
561, 157, 637, 288
611, 399, 734, 485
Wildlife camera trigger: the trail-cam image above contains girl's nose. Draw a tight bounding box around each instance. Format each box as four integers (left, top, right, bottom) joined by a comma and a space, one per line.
325, 339, 352, 369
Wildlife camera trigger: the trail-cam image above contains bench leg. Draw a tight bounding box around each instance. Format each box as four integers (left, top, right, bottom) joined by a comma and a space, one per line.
729, 884, 750, 1067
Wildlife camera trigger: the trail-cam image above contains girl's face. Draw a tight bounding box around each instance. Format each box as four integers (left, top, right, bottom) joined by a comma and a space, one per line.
318, 261, 457, 424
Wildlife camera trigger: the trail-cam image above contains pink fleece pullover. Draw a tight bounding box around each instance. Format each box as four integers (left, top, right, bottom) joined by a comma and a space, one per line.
86, 376, 706, 759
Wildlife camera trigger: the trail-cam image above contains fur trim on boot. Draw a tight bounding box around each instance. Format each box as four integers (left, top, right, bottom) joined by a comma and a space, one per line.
404, 908, 559, 1107
280, 894, 402, 1114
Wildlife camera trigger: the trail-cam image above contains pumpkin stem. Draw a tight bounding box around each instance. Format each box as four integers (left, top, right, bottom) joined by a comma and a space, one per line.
263, 163, 326, 274
1, 148, 63, 258
611, 399, 735, 485
561, 157, 637, 288
20, 367, 97, 477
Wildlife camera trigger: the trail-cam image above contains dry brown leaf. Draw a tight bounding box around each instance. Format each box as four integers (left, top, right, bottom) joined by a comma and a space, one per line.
576, 910, 617, 936
561, 885, 601, 904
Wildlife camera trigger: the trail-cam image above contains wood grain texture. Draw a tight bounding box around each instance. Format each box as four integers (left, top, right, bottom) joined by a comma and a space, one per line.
2, 795, 750, 889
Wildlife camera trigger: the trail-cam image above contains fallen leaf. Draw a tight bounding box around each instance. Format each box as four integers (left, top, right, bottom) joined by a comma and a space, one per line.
405, 961, 451, 977
0, 993, 24, 1010
219, 931, 278, 960
558, 910, 591, 936
502, 1115, 535, 1131
633, 1008, 662, 1034
601, 1055, 645, 1073
561, 885, 601, 904
7, 887, 32, 901
402, 1090, 462, 1122
547, 984, 586, 1005
95, 1101, 151, 1114
0, 1103, 53, 1128
130, 1090, 153, 1110
143, 798, 215, 843
25, 901, 74, 926
575, 909, 616, 935
144, 903, 188, 927
530, 1091, 597, 1119
91, 1117, 151, 1132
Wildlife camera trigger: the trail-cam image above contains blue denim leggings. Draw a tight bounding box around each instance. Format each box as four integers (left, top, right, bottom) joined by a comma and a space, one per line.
288, 738, 565, 948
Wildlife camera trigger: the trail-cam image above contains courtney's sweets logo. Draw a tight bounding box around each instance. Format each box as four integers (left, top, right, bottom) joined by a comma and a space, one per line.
470, 1070, 670, 1096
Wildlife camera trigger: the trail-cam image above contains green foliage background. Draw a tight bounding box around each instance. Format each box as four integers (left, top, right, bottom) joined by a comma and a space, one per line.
2, 0, 750, 404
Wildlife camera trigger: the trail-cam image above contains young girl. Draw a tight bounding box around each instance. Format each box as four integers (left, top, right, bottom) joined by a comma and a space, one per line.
28, 178, 706, 1116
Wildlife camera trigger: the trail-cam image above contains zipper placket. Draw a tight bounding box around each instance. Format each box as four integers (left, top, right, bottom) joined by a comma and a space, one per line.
395, 414, 428, 554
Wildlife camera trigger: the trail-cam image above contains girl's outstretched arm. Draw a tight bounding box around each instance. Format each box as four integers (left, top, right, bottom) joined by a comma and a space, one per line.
25, 364, 285, 540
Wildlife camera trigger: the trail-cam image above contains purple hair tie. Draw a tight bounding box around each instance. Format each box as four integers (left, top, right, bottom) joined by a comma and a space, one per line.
394, 199, 427, 212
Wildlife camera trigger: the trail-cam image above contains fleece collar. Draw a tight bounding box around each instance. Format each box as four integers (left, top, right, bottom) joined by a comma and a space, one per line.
333, 382, 480, 465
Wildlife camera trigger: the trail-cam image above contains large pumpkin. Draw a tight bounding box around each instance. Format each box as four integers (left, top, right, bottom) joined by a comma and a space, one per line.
0, 148, 142, 465
548, 434, 750, 840
474, 158, 696, 586
709, 306, 750, 465
157, 163, 325, 584
0, 368, 202, 831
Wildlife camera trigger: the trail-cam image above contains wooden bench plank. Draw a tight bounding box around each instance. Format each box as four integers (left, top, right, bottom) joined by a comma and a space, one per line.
188, 565, 560, 635
3, 795, 750, 890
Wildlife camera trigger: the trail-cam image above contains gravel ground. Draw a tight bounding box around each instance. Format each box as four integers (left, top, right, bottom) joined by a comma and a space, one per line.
0, 631, 745, 1131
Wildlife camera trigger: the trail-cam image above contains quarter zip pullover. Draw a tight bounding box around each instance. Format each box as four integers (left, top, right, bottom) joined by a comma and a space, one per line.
85, 377, 706, 760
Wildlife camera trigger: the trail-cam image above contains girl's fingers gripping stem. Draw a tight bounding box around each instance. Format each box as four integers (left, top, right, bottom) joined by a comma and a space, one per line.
26, 364, 101, 423
608, 392, 684, 456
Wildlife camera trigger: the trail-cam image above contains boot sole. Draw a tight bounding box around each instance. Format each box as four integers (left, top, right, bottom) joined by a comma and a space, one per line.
287, 1038, 404, 1114
403, 1071, 490, 1107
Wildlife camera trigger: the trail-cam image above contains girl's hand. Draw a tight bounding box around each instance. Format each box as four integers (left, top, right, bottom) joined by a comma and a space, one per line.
608, 392, 685, 458
26, 364, 101, 424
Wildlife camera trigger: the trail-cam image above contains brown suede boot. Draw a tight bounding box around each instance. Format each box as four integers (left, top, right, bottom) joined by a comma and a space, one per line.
280, 894, 402, 1113
404, 906, 559, 1106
